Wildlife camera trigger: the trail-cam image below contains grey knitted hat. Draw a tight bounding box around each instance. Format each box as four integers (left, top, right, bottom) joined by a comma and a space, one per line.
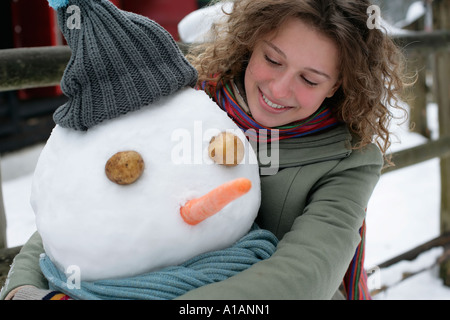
48, 0, 198, 131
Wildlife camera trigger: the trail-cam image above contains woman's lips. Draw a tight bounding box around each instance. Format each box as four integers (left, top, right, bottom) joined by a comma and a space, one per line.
258, 89, 293, 114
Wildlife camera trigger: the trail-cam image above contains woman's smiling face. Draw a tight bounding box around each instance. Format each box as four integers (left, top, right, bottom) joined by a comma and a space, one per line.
244, 17, 341, 128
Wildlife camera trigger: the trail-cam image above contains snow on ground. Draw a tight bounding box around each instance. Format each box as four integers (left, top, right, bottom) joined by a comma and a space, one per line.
366, 102, 450, 299
1, 102, 450, 299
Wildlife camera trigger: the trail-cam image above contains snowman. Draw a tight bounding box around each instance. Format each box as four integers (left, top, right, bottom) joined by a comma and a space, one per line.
31, 0, 276, 299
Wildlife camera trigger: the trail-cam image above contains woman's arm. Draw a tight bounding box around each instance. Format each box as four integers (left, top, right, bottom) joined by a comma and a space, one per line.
0, 232, 48, 299
175, 144, 382, 299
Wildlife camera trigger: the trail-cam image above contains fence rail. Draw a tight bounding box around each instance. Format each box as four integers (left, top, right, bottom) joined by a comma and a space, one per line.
392, 29, 450, 51
0, 46, 70, 92
383, 135, 450, 174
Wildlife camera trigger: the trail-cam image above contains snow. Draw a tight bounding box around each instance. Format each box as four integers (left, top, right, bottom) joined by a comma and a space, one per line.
394, 1, 426, 29
178, 2, 233, 43
365, 101, 450, 299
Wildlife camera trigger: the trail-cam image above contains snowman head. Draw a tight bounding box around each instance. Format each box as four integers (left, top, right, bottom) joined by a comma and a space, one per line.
33, 0, 261, 281
32, 88, 260, 281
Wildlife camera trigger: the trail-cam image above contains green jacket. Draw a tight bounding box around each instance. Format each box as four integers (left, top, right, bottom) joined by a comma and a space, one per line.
0, 124, 382, 300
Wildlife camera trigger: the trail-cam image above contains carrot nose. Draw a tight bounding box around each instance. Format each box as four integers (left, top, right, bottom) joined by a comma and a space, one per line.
180, 178, 252, 225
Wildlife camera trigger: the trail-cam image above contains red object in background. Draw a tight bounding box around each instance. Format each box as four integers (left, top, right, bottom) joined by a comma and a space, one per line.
110, 0, 122, 7
121, 0, 198, 40
10, 0, 63, 100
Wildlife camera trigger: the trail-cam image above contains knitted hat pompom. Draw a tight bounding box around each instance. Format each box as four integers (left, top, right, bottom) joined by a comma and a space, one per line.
48, 0, 70, 9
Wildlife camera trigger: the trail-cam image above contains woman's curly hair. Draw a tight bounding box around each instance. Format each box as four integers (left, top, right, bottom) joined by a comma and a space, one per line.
187, 0, 413, 160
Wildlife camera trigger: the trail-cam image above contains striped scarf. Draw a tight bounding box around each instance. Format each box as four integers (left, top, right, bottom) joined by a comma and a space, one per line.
199, 80, 339, 142
344, 219, 372, 300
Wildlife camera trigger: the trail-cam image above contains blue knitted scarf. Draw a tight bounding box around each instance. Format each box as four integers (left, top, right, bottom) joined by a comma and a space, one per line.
40, 225, 278, 300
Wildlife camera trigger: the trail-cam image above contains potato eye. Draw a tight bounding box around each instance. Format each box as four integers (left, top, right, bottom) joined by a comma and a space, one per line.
105, 151, 144, 185
208, 132, 244, 166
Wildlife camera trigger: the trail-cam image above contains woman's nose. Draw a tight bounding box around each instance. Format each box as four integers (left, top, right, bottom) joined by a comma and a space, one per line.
269, 72, 292, 100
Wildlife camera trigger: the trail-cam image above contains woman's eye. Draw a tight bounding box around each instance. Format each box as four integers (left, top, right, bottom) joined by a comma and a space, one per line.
264, 55, 281, 66
302, 76, 318, 87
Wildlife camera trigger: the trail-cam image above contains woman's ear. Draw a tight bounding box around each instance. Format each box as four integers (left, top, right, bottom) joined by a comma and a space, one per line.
327, 79, 342, 98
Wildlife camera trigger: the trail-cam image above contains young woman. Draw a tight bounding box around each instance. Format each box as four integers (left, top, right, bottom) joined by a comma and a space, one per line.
175, 0, 408, 299
1, 0, 409, 300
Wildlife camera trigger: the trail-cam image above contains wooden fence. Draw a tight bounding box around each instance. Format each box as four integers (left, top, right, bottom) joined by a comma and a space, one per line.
0, 4, 449, 293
